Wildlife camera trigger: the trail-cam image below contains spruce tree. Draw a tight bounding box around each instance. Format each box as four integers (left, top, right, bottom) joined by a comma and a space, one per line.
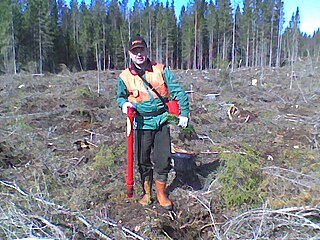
24, 0, 55, 73
79, 2, 94, 70
216, 0, 232, 63
91, 0, 108, 70
180, 5, 194, 69
70, 0, 83, 71
207, 0, 218, 69
0, 0, 14, 73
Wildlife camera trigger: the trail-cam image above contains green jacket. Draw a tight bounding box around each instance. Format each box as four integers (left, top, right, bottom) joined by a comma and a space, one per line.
116, 64, 190, 130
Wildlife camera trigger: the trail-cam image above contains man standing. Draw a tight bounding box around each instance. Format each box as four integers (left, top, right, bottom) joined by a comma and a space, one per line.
116, 35, 190, 210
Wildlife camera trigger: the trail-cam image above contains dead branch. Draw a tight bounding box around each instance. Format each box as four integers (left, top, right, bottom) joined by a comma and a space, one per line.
58, 155, 86, 176
197, 134, 215, 144
188, 191, 222, 240
0, 180, 140, 240
222, 205, 320, 239
0, 110, 62, 119
101, 218, 147, 240
262, 166, 319, 181
86, 140, 98, 147
264, 172, 312, 189
296, 77, 308, 103
28, 215, 67, 239
203, 178, 219, 194
77, 216, 113, 240
262, 166, 319, 189
162, 229, 174, 240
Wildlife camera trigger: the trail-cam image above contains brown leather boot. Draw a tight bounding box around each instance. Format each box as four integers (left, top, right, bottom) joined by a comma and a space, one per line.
156, 180, 173, 210
139, 181, 153, 205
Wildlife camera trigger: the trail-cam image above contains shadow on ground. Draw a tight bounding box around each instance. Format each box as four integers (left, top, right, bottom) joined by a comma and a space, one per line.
168, 154, 221, 192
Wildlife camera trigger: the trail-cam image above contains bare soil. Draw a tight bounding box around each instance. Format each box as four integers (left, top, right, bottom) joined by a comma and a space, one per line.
0, 60, 319, 239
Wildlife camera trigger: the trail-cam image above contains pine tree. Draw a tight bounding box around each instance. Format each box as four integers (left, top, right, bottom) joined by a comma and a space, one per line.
231, 5, 241, 71
142, 0, 153, 59
79, 2, 94, 70
207, 0, 218, 69
170, 0, 179, 68
69, 0, 83, 71
216, 0, 233, 63
266, 0, 275, 67
0, 0, 15, 73
162, 0, 177, 67
119, 0, 130, 67
50, 0, 60, 72
275, 0, 284, 67
154, 2, 165, 63
55, 0, 72, 69
131, 0, 144, 36
194, 0, 208, 69
91, 0, 108, 70
23, 0, 55, 73
179, 5, 194, 69
109, 0, 126, 68
283, 7, 301, 65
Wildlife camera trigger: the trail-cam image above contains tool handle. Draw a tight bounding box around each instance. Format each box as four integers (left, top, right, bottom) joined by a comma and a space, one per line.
127, 106, 135, 198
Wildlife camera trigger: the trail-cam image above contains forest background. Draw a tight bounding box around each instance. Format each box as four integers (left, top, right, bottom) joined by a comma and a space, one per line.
0, 0, 319, 75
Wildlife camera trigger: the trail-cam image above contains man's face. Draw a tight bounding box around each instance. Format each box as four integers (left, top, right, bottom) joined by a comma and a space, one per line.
129, 47, 148, 66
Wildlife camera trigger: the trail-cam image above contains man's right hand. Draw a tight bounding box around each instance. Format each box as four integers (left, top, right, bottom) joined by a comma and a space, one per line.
122, 102, 135, 114
178, 116, 189, 128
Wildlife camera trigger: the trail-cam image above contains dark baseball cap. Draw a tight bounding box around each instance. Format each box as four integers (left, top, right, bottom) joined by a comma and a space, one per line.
129, 35, 147, 50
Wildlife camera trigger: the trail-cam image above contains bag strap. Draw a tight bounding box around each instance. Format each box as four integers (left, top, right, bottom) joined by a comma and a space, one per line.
138, 75, 169, 111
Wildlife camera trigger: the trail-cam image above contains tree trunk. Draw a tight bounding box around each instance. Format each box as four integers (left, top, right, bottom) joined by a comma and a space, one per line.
251, 20, 255, 67
261, 29, 264, 67
11, 16, 17, 74
231, 13, 236, 72
276, 9, 283, 67
193, 10, 198, 69
269, 10, 274, 67
255, 29, 259, 67
159, 31, 163, 63
166, 30, 169, 66
120, 29, 128, 68
95, 43, 100, 94
246, 27, 250, 67
103, 24, 106, 71
95, 43, 100, 71
148, 10, 152, 60
222, 32, 226, 61
199, 33, 203, 69
176, 31, 179, 69
39, 18, 43, 75
209, 30, 213, 69
156, 30, 159, 62
217, 37, 220, 64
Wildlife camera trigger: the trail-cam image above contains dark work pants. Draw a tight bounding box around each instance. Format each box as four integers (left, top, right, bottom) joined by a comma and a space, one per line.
135, 124, 172, 183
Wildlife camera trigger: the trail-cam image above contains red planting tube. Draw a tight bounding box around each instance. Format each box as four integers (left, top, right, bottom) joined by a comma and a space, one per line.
126, 106, 136, 198
166, 100, 181, 116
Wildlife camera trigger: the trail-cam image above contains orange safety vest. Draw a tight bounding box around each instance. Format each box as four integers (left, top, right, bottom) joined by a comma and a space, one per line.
119, 63, 170, 104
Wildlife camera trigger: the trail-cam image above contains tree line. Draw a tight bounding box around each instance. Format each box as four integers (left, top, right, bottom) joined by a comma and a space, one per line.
0, 0, 319, 74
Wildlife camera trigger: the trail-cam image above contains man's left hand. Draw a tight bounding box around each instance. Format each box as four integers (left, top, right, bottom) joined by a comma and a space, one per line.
178, 116, 189, 128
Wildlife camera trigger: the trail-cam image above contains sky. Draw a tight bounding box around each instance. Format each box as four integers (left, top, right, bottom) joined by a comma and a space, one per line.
281, 0, 320, 35
75, 0, 320, 36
